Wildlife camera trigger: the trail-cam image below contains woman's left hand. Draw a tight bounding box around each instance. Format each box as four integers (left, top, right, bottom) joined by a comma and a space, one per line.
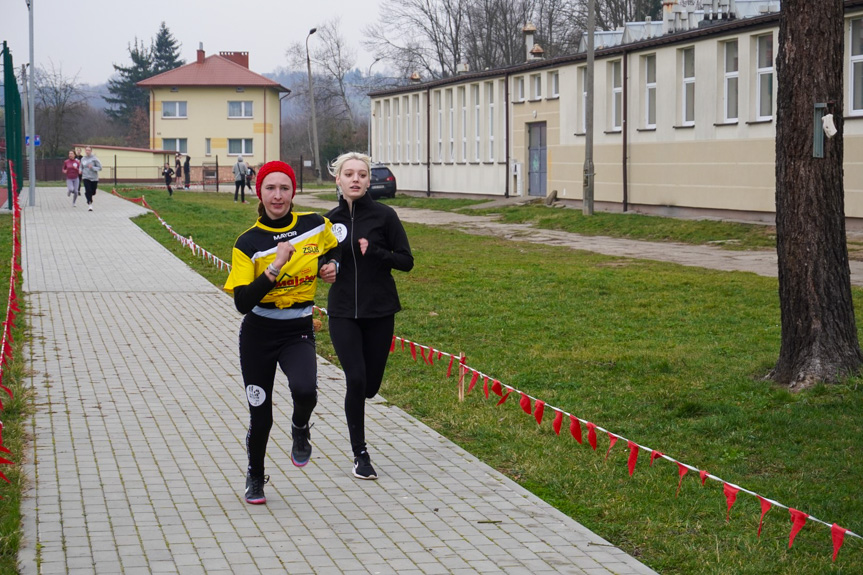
320, 262, 337, 284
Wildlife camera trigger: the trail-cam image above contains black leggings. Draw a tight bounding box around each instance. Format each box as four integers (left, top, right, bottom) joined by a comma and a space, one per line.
83, 179, 98, 204
329, 315, 395, 456
239, 313, 318, 476
235, 179, 245, 202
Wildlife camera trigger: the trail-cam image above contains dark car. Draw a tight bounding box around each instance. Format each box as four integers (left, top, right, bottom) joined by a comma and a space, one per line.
368, 164, 397, 199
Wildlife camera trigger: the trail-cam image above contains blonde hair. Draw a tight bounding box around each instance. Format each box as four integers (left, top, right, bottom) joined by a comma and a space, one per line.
327, 152, 371, 179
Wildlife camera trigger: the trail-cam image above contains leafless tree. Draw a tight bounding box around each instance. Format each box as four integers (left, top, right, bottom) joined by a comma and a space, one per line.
34, 63, 87, 158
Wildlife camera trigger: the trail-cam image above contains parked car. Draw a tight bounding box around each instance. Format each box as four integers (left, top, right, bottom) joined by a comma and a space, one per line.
368, 164, 397, 199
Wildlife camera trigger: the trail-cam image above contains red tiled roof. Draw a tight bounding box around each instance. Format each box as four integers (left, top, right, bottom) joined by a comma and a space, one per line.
137, 54, 289, 92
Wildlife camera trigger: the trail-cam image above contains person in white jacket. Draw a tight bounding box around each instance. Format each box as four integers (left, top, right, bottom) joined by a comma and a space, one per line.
80, 146, 102, 212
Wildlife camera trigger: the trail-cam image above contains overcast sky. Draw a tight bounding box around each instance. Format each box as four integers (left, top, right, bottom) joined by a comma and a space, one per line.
1, 0, 382, 86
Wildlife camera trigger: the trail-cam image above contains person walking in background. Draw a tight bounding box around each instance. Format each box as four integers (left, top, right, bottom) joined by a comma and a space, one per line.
175, 153, 183, 183
184, 155, 191, 189
224, 161, 341, 505
75, 148, 84, 194
162, 163, 175, 197
233, 156, 248, 203
80, 146, 102, 212
246, 163, 256, 195
62, 150, 81, 207
325, 152, 414, 480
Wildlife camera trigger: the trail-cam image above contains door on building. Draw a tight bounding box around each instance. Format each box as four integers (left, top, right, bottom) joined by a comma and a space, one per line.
528, 122, 547, 197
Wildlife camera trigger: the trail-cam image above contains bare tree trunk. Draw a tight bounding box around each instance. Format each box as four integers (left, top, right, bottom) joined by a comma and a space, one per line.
772, 0, 862, 389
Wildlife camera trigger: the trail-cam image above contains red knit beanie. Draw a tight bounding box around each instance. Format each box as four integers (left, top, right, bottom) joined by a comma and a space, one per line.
255, 161, 297, 199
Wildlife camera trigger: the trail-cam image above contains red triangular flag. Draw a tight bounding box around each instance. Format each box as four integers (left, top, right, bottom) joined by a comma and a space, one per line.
401, 338, 405, 351
390, 336, 396, 352
446, 356, 454, 377
586, 422, 597, 450
409, 342, 417, 361
428, 349, 435, 365
419, 346, 427, 363
496, 391, 512, 405
676, 463, 689, 496
533, 400, 545, 425
723, 483, 739, 521
627, 441, 639, 476
788, 508, 809, 548
699, 469, 709, 486
605, 433, 618, 460
0, 470, 8, 484
757, 496, 772, 537
491, 379, 503, 397
832, 524, 847, 562
0, 384, 12, 400
467, 371, 479, 394
437, 350, 443, 360
649, 450, 663, 466
483, 377, 489, 399
0, 457, 13, 465
519, 393, 532, 415
552, 411, 563, 435
570, 416, 582, 444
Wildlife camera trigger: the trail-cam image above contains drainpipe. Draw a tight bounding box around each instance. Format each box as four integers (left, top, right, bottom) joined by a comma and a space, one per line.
426, 87, 431, 197
622, 49, 629, 212
263, 89, 267, 162
150, 89, 155, 149
505, 72, 511, 198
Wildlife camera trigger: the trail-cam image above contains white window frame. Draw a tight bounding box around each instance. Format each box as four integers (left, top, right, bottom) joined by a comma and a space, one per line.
473, 84, 481, 161
436, 91, 443, 162
404, 96, 412, 162
448, 89, 455, 163
723, 40, 739, 122
162, 101, 187, 118
516, 76, 525, 102
681, 47, 695, 126
459, 87, 467, 162
385, 100, 392, 162
227, 138, 252, 155
414, 94, 421, 162
851, 18, 863, 115
228, 100, 253, 118
549, 71, 560, 98
579, 66, 587, 133
644, 54, 656, 128
531, 74, 542, 100
486, 81, 495, 162
162, 138, 188, 153
611, 60, 623, 131
377, 103, 384, 160
205, 138, 211, 156
756, 34, 774, 121
394, 98, 401, 163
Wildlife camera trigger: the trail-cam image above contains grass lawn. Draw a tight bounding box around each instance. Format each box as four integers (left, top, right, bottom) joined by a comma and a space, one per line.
11, 187, 862, 574
0, 211, 29, 575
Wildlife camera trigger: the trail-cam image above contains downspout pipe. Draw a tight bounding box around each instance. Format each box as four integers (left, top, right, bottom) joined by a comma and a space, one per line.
505, 72, 511, 198
622, 49, 629, 212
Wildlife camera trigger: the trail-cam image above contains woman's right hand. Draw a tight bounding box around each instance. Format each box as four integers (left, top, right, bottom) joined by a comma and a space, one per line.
272, 241, 296, 269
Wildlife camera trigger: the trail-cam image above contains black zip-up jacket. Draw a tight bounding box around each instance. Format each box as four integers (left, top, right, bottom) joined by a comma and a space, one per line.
326, 193, 413, 318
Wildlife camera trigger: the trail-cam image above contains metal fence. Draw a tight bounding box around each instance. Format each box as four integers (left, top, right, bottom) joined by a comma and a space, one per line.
2, 41, 25, 209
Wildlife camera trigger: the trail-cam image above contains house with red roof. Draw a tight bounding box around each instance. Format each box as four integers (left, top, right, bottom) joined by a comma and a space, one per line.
138, 45, 290, 175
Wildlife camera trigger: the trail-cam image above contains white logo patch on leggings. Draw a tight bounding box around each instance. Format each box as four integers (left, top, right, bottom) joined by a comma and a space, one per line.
246, 385, 266, 407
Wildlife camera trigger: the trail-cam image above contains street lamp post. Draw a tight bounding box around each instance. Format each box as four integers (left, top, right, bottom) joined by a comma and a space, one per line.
582, 0, 595, 216
306, 28, 322, 185
367, 57, 381, 157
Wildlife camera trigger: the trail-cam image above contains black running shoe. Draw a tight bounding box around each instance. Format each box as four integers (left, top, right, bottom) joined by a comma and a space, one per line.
353, 451, 378, 480
291, 423, 313, 467
245, 473, 269, 504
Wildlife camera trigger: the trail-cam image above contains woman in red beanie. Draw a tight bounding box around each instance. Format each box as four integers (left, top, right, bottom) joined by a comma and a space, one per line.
224, 160, 341, 504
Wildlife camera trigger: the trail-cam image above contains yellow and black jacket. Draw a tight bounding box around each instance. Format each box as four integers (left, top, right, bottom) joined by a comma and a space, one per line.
224, 211, 340, 314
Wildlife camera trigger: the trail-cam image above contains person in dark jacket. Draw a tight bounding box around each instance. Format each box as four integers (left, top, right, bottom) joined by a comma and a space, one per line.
325, 152, 413, 480
162, 163, 175, 196
183, 155, 191, 189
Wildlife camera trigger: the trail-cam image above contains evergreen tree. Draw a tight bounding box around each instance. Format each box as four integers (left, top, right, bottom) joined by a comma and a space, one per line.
152, 22, 185, 75
104, 38, 153, 124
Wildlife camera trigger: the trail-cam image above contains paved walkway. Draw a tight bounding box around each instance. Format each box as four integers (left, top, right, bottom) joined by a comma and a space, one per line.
292, 194, 863, 286
18, 188, 658, 575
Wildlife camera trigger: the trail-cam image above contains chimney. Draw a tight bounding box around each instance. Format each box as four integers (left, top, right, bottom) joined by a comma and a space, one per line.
529, 44, 545, 60
456, 62, 469, 75
410, 71, 422, 83
522, 22, 537, 62
219, 51, 250, 68
197, 42, 205, 64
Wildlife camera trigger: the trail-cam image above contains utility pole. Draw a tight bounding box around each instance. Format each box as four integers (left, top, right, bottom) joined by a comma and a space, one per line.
306, 28, 322, 185
27, 0, 36, 206
367, 57, 381, 157
582, 0, 595, 215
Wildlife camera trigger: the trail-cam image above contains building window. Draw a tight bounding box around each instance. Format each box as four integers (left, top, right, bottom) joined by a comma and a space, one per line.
228, 100, 253, 118
681, 47, 695, 125
162, 101, 187, 118
205, 138, 211, 156
723, 41, 739, 121
579, 66, 587, 133
377, 102, 384, 160
531, 74, 542, 100
385, 100, 392, 162
394, 98, 401, 163
473, 84, 481, 161
516, 76, 525, 101
405, 96, 412, 162
487, 81, 495, 161
756, 34, 774, 120
851, 19, 863, 114
611, 60, 622, 131
459, 87, 467, 162
549, 71, 559, 97
644, 54, 656, 128
414, 94, 421, 161
436, 91, 443, 162
228, 138, 253, 155
162, 138, 187, 153
448, 89, 455, 163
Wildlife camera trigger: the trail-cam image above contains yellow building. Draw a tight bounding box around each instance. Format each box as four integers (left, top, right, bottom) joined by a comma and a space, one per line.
138, 47, 290, 171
